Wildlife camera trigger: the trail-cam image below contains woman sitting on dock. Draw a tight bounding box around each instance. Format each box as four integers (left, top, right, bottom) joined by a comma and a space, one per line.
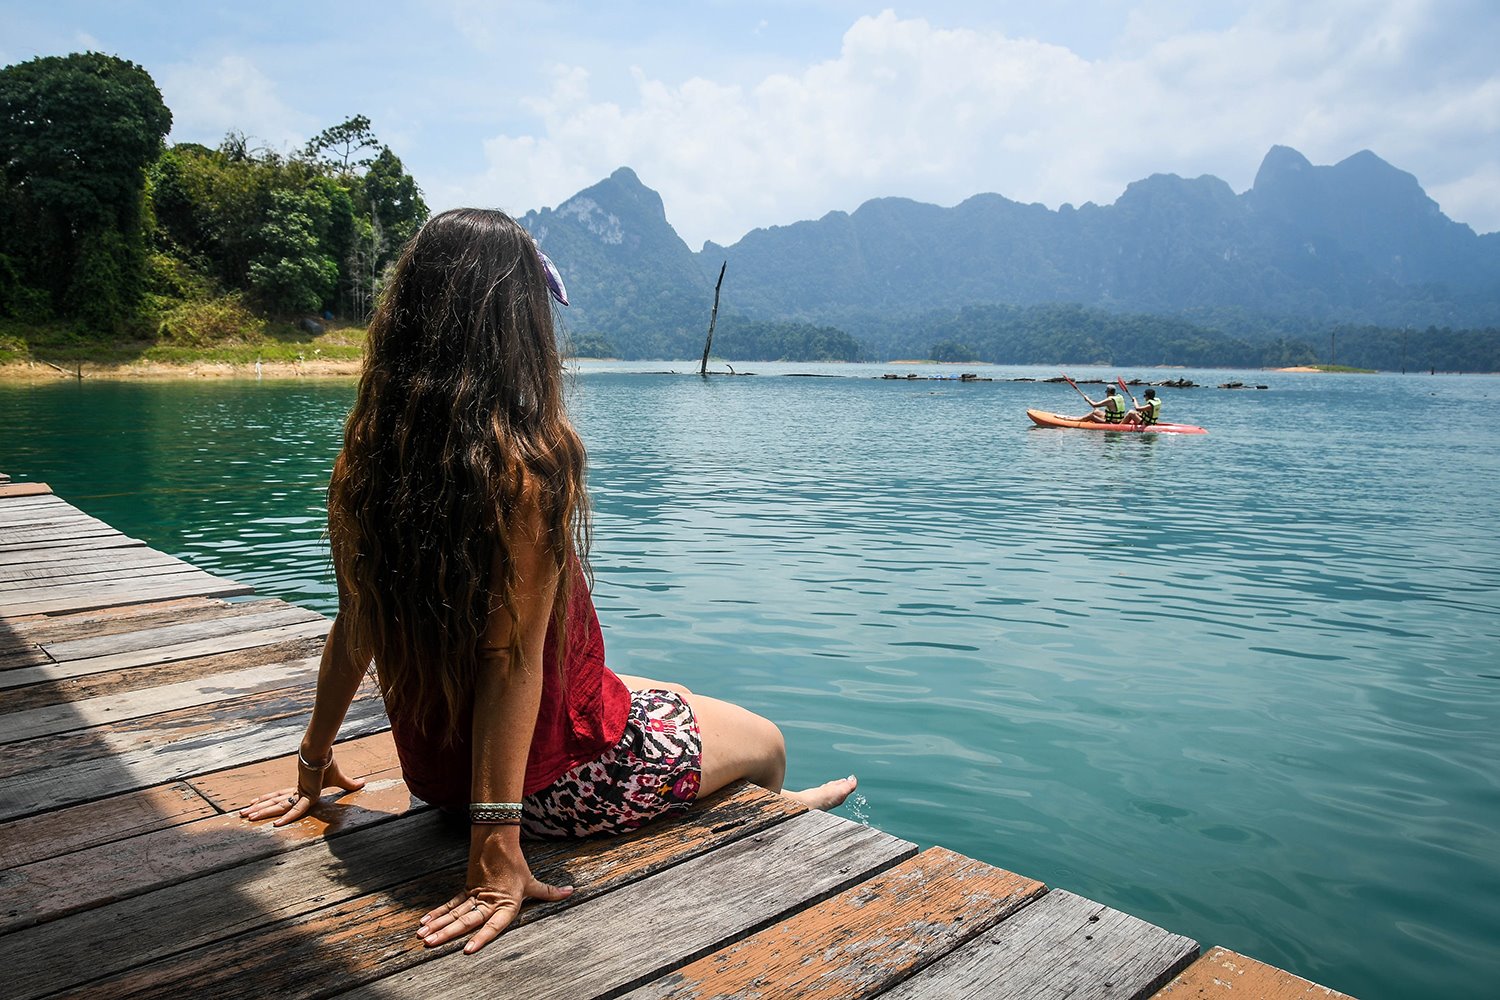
240, 208, 855, 954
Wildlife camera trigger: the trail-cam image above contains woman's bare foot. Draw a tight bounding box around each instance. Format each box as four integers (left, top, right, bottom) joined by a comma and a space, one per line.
784, 775, 858, 811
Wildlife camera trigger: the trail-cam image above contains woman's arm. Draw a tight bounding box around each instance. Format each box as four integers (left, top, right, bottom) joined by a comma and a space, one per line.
415, 492, 575, 954
239, 611, 369, 823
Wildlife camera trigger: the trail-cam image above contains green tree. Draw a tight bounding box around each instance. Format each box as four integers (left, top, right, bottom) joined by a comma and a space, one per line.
0, 52, 171, 329
362, 146, 428, 250
248, 188, 339, 314
304, 114, 379, 171
930, 339, 979, 362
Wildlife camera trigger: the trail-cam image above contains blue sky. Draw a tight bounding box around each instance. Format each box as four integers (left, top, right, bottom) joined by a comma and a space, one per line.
4, 1, 1498, 247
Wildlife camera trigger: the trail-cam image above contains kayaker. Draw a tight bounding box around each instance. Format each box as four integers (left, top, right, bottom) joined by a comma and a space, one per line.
1077, 385, 1127, 424
1122, 388, 1162, 426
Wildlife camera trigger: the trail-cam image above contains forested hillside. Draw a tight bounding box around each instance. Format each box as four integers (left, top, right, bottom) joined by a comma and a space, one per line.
0, 52, 426, 358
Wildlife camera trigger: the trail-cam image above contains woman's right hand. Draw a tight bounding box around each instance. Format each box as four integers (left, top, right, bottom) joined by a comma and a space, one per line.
238, 750, 366, 827
416, 825, 574, 954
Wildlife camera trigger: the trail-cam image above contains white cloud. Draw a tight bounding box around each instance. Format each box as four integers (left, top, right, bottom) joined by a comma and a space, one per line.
157, 54, 316, 152
447, 4, 1500, 245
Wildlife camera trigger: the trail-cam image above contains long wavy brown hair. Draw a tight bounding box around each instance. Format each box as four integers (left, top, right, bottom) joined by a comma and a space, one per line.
328, 208, 589, 737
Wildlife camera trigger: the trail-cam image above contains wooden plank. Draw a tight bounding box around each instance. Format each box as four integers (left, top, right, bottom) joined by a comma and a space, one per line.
0, 645, 50, 670
337, 811, 915, 1000
0, 548, 183, 585
0, 732, 396, 869
0, 616, 328, 689
0, 535, 144, 558
0, 766, 415, 932
0, 635, 329, 713
0, 538, 147, 568
0, 523, 124, 544
0, 781, 218, 869
1, 808, 457, 1000
0, 511, 108, 532
0, 559, 199, 592
0, 483, 51, 498
0, 493, 62, 508
1153, 947, 1354, 998
0, 571, 254, 617
0, 657, 323, 742
625, 847, 1047, 1000
39, 604, 324, 661
0, 596, 265, 645
4, 782, 805, 1000
185, 729, 400, 809
879, 889, 1198, 1000
0, 686, 391, 820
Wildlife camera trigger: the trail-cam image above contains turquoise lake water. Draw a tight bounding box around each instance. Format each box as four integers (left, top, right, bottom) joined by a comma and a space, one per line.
4, 362, 1498, 998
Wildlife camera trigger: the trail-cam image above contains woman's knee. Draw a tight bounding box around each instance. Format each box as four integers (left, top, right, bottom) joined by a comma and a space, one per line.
691, 694, 787, 794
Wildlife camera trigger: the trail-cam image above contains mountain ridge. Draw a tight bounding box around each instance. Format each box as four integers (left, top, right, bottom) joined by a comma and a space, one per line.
520, 147, 1500, 360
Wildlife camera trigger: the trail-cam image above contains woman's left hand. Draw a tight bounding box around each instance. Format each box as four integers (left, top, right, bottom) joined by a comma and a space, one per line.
238, 750, 367, 826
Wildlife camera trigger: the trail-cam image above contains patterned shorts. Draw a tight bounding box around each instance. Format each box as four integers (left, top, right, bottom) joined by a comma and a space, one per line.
521, 688, 703, 838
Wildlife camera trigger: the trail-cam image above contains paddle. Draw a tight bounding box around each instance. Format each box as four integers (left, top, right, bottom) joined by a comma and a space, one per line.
1061, 372, 1093, 405
1116, 376, 1140, 409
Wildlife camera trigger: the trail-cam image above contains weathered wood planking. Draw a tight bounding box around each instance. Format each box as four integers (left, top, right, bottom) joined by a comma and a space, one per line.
0, 780, 218, 868
0, 656, 323, 742
37, 603, 325, 660
0, 482, 51, 498
0, 731, 400, 871
625, 847, 1047, 1000
6, 782, 804, 1000
0, 595, 270, 646
81, 786, 806, 1000
0, 536, 147, 566
0, 523, 125, 545
0, 570, 256, 616
0, 557, 213, 590
0, 615, 327, 687
0, 686, 391, 820
338, 811, 916, 1000
0, 635, 329, 713
880, 889, 1198, 1000
1155, 947, 1354, 998
0, 767, 413, 931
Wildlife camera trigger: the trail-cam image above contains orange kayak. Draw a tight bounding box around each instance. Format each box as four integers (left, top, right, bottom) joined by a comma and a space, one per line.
1026, 409, 1208, 435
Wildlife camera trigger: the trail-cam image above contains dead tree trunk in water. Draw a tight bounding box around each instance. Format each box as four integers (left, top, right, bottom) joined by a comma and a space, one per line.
700, 261, 726, 377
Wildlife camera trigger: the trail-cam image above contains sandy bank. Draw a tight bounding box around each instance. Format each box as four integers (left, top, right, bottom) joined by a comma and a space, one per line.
0, 359, 363, 383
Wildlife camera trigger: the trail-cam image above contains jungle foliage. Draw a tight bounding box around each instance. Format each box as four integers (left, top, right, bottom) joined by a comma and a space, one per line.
0, 52, 428, 352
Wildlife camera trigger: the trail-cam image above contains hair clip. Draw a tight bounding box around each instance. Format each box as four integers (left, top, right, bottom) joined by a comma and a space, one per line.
531, 239, 569, 307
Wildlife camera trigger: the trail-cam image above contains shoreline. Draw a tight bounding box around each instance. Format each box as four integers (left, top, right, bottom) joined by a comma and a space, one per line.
0, 358, 364, 382
2, 359, 1471, 384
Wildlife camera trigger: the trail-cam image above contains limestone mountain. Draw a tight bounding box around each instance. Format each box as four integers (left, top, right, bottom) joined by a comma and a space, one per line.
521, 167, 711, 358
520, 149, 1500, 360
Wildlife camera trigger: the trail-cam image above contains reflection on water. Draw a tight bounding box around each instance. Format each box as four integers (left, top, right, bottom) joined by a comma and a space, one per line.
4, 363, 1498, 999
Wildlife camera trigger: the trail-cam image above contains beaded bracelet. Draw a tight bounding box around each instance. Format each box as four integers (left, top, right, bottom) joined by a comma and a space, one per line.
470, 801, 524, 825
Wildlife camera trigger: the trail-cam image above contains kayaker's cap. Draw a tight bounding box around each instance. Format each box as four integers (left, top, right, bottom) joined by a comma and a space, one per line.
1105, 386, 1116, 393
1144, 389, 1156, 398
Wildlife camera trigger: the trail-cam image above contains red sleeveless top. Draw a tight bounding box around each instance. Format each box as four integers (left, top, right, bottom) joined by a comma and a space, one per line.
386, 571, 631, 806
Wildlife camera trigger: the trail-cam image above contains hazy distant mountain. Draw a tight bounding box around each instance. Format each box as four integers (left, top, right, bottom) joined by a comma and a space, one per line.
522, 149, 1500, 360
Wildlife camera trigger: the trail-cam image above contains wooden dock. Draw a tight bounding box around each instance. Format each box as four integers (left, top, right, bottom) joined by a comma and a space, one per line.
0, 478, 1353, 999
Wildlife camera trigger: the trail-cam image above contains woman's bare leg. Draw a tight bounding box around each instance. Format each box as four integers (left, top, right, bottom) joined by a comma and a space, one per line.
614, 673, 693, 697
685, 691, 857, 811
